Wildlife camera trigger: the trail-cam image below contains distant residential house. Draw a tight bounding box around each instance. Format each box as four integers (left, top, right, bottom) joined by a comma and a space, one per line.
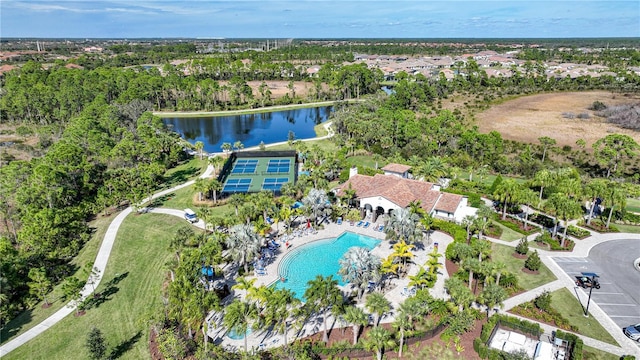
381, 163, 412, 178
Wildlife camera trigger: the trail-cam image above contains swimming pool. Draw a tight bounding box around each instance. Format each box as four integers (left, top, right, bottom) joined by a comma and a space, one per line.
275, 232, 381, 299
227, 327, 252, 340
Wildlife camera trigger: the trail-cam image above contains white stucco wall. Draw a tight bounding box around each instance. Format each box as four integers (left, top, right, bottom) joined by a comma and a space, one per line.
359, 196, 401, 213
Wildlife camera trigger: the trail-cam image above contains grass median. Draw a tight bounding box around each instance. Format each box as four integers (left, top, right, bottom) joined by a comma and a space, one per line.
550, 288, 618, 346
491, 243, 557, 290
3, 214, 190, 360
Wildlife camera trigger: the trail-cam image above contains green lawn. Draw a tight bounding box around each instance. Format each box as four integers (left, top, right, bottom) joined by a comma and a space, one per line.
625, 198, 640, 213
3, 214, 189, 360
612, 224, 640, 234
581, 345, 620, 360
160, 157, 208, 190
0, 215, 114, 345
345, 155, 386, 170
491, 243, 557, 290
550, 288, 618, 346
493, 222, 524, 242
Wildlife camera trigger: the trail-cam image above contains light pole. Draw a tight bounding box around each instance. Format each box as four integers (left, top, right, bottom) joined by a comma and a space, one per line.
582, 272, 599, 317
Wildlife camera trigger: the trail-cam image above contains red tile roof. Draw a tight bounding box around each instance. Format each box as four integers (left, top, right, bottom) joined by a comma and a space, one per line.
381, 163, 412, 174
336, 174, 463, 213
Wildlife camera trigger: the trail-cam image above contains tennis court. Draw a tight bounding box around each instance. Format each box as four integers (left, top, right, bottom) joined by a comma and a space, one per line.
219, 151, 297, 195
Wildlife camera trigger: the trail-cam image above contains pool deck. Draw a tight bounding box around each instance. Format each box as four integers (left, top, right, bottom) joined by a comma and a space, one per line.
206, 220, 454, 353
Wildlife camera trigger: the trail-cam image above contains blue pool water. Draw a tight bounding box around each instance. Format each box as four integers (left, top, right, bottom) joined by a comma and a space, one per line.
227, 327, 252, 340
275, 232, 381, 300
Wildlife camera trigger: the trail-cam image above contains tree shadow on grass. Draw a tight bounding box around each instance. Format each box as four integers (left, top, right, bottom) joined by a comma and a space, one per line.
0, 309, 33, 344
83, 272, 129, 310
109, 330, 142, 359
164, 166, 199, 187
149, 193, 176, 207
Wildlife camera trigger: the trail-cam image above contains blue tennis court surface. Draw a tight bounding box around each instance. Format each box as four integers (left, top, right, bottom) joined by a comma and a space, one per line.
262, 178, 289, 191
223, 178, 252, 193
267, 159, 291, 174
232, 159, 258, 174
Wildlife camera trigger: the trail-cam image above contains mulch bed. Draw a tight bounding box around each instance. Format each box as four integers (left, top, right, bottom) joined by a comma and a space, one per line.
512, 253, 527, 259
521, 268, 539, 275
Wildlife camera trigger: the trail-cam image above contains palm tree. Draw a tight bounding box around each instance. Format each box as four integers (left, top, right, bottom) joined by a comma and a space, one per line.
493, 179, 521, 220
342, 305, 369, 345
478, 283, 507, 318
461, 215, 475, 243
393, 309, 413, 358
208, 155, 225, 177
389, 240, 415, 273
546, 193, 582, 246
222, 299, 259, 353
472, 217, 489, 240
603, 182, 627, 229
194, 178, 208, 202
490, 261, 507, 285
585, 179, 607, 225
338, 247, 381, 300
195, 141, 204, 160
228, 193, 245, 216
221, 142, 232, 153
225, 224, 261, 274
208, 179, 222, 204
303, 275, 343, 343
365, 292, 391, 327
445, 276, 474, 311
420, 213, 434, 244
302, 188, 329, 225
363, 326, 395, 360
385, 208, 422, 244
517, 187, 537, 230
265, 288, 300, 346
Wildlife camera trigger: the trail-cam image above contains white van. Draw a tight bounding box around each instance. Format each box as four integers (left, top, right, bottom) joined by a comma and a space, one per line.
184, 208, 197, 223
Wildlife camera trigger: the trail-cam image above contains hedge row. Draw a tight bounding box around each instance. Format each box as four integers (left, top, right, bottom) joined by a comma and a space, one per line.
555, 329, 584, 360
433, 219, 468, 260
495, 217, 540, 235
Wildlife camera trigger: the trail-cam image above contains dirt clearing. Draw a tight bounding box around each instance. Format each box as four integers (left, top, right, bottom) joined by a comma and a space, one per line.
475, 91, 640, 147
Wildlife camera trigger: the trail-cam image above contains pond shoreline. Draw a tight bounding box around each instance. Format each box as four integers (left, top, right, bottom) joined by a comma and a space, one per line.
153, 100, 358, 118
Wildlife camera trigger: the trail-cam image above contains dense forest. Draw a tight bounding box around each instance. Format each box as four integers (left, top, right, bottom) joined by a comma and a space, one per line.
1, 40, 639, 344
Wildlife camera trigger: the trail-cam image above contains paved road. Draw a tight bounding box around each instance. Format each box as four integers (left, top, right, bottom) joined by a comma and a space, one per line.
553, 239, 640, 330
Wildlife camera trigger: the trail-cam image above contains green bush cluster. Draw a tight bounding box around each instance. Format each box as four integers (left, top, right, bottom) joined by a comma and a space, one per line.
525, 250, 542, 271
582, 219, 620, 233
510, 303, 579, 333
515, 238, 529, 255
535, 233, 575, 251
621, 212, 640, 225
555, 330, 584, 360
495, 218, 539, 235
566, 225, 591, 239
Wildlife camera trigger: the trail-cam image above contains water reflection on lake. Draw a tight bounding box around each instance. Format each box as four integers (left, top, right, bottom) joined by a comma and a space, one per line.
162, 106, 333, 153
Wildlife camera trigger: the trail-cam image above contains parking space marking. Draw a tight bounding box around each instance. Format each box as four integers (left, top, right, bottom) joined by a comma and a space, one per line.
596, 303, 638, 306
553, 258, 589, 262
609, 315, 640, 318
590, 292, 624, 295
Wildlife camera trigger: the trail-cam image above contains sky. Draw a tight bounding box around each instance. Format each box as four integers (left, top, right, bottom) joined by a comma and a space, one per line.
2, 0, 639, 39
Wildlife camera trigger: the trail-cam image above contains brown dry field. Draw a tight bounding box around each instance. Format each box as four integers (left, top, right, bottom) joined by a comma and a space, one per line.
475, 91, 640, 148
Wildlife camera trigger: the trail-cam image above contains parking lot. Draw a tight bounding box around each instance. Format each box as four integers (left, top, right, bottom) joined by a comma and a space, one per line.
552, 239, 640, 333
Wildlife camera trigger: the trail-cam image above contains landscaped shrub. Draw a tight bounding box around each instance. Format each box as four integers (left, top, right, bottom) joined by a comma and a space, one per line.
496, 217, 539, 235
485, 222, 503, 238
582, 218, 619, 233
524, 251, 541, 271
534, 291, 551, 312
566, 225, 590, 239
621, 212, 640, 225
535, 233, 575, 251
530, 213, 556, 228
499, 272, 519, 291
515, 238, 529, 255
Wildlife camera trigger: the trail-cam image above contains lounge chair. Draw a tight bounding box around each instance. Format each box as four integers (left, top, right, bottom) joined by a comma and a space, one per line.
377, 225, 385, 232
401, 286, 416, 297
363, 221, 370, 228
336, 217, 343, 225
255, 269, 268, 276
356, 220, 363, 227
270, 240, 281, 248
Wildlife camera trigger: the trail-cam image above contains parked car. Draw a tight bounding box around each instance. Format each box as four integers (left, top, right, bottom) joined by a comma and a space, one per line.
623, 323, 640, 341
184, 208, 198, 223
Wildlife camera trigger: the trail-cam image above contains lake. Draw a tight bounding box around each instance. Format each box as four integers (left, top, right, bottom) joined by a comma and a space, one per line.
162, 106, 333, 153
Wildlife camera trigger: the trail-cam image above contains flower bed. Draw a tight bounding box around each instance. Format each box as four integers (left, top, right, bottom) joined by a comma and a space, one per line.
496, 217, 539, 235
509, 302, 578, 333
566, 225, 590, 239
